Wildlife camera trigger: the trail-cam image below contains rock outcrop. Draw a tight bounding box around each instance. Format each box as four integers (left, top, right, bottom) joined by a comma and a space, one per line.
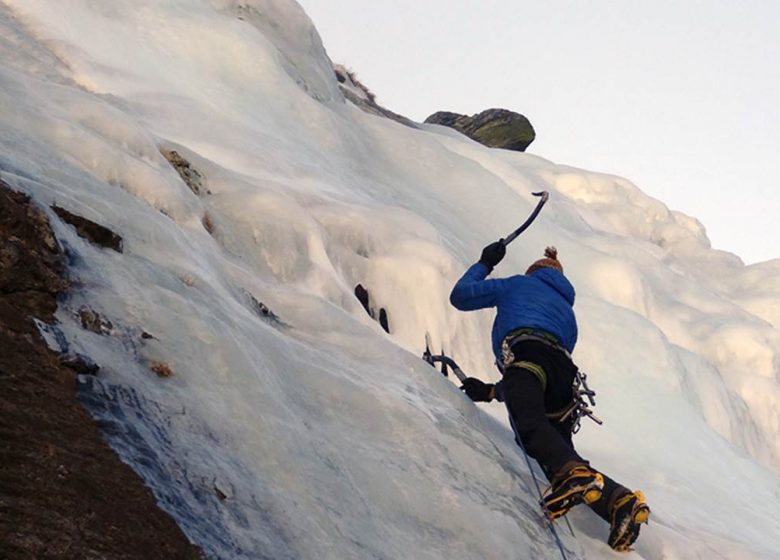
52, 205, 124, 252
334, 65, 418, 129
0, 180, 202, 560
425, 109, 536, 152
161, 149, 209, 196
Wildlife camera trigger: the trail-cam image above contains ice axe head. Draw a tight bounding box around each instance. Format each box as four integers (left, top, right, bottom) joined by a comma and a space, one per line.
502, 190, 549, 246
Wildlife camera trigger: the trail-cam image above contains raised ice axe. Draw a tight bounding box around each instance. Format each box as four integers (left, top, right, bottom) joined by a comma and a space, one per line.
502, 191, 549, 246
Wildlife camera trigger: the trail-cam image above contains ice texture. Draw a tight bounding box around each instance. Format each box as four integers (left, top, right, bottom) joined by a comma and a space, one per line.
1, 1, 778, 558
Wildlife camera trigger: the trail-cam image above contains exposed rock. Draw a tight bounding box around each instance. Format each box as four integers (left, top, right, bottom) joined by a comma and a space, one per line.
354, 283, 371, 315
334, 65, 418, 129
0, 190, 66, 298
424, 108, 536, 152
150, 361, 175, 378
52, 205, 124, 252
354, 283, 390, 334
0, 179, 202, 560
161, 148, 209, 195
60, 352, 100, 375
214, 485, 228, 502
334, 65, 376, 102
212, 478, 233, 502
243, 290, 284, 326
378, 308, 389, 334
202, 212, 216, 235
78, 306, 114, 335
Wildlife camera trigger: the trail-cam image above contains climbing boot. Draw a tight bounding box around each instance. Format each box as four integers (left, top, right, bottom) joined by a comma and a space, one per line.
608, 490, 650, 551
541, 464, 604, 520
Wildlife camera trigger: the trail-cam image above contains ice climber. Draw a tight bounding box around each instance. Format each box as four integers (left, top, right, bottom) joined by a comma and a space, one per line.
449, 242, 650, 552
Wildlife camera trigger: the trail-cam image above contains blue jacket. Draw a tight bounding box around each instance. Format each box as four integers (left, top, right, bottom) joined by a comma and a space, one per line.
449, 263, 578, 363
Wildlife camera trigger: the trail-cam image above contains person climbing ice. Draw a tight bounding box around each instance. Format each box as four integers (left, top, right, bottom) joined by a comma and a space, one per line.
449, 240, 650, 552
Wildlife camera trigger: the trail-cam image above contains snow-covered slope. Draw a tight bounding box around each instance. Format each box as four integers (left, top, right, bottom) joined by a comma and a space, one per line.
1, 1, 778, 558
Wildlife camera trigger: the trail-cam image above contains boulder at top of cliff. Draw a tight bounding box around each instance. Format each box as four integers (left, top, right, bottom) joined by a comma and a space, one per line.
424, 108, 536, 152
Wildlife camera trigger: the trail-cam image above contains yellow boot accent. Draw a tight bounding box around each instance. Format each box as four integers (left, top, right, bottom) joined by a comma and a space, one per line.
612, 490, 649, 521
542, 467, 604, 519
583, 474, 605, 504
609, 490, 651, 551
631, 491, 650, 524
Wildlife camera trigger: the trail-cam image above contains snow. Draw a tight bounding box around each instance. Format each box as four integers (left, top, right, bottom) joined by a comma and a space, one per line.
1, 1, 779, 558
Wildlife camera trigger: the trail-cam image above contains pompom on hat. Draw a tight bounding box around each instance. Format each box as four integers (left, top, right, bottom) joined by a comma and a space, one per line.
526, 246, 563, 275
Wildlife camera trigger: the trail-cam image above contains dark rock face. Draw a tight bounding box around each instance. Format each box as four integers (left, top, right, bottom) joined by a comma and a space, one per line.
60, 352, 100, 375
243, 289, 285, 327
0, 192, 66, 298
0, 180, 202, 560
161, 149, 209, 195
424, 108, 536, 152
52, 205, 124, 252
354, 284, 390, 334
78, 306, 114, 335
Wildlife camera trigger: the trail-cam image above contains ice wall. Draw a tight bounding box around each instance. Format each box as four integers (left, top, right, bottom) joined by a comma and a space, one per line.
1, 1, 778, 558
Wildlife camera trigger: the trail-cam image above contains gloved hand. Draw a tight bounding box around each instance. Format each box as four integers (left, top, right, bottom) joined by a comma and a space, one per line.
479, 240, 506, 273
460, 377, 495, 402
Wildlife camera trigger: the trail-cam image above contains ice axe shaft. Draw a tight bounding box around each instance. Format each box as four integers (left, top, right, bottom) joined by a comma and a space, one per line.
502, 191, 549, 246
427, 354, 467, 382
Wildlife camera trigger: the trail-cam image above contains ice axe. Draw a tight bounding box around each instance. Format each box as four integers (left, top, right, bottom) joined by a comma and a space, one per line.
501, 191, 549, 246
423, 332, 467, 382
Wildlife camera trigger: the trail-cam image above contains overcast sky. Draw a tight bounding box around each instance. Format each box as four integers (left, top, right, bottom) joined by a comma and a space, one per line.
297, 0, 779, 265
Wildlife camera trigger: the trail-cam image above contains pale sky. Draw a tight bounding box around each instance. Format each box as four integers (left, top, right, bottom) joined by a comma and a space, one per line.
297, 0, 779, 265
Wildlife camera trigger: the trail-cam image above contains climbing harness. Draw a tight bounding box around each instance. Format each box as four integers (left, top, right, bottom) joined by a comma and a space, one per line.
500, 330, 603, 433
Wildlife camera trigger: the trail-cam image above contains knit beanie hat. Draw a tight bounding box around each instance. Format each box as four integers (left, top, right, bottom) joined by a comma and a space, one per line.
526, 246, 563, 275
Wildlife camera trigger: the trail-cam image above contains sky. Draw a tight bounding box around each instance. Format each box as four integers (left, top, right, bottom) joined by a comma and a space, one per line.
297, 0, 780, 265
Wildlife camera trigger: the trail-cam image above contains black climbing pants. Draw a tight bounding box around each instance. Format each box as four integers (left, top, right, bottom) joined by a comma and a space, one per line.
501, 340, 628, 523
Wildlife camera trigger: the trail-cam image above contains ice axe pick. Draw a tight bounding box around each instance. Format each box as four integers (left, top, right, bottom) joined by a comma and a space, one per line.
502, 191, 549, 246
